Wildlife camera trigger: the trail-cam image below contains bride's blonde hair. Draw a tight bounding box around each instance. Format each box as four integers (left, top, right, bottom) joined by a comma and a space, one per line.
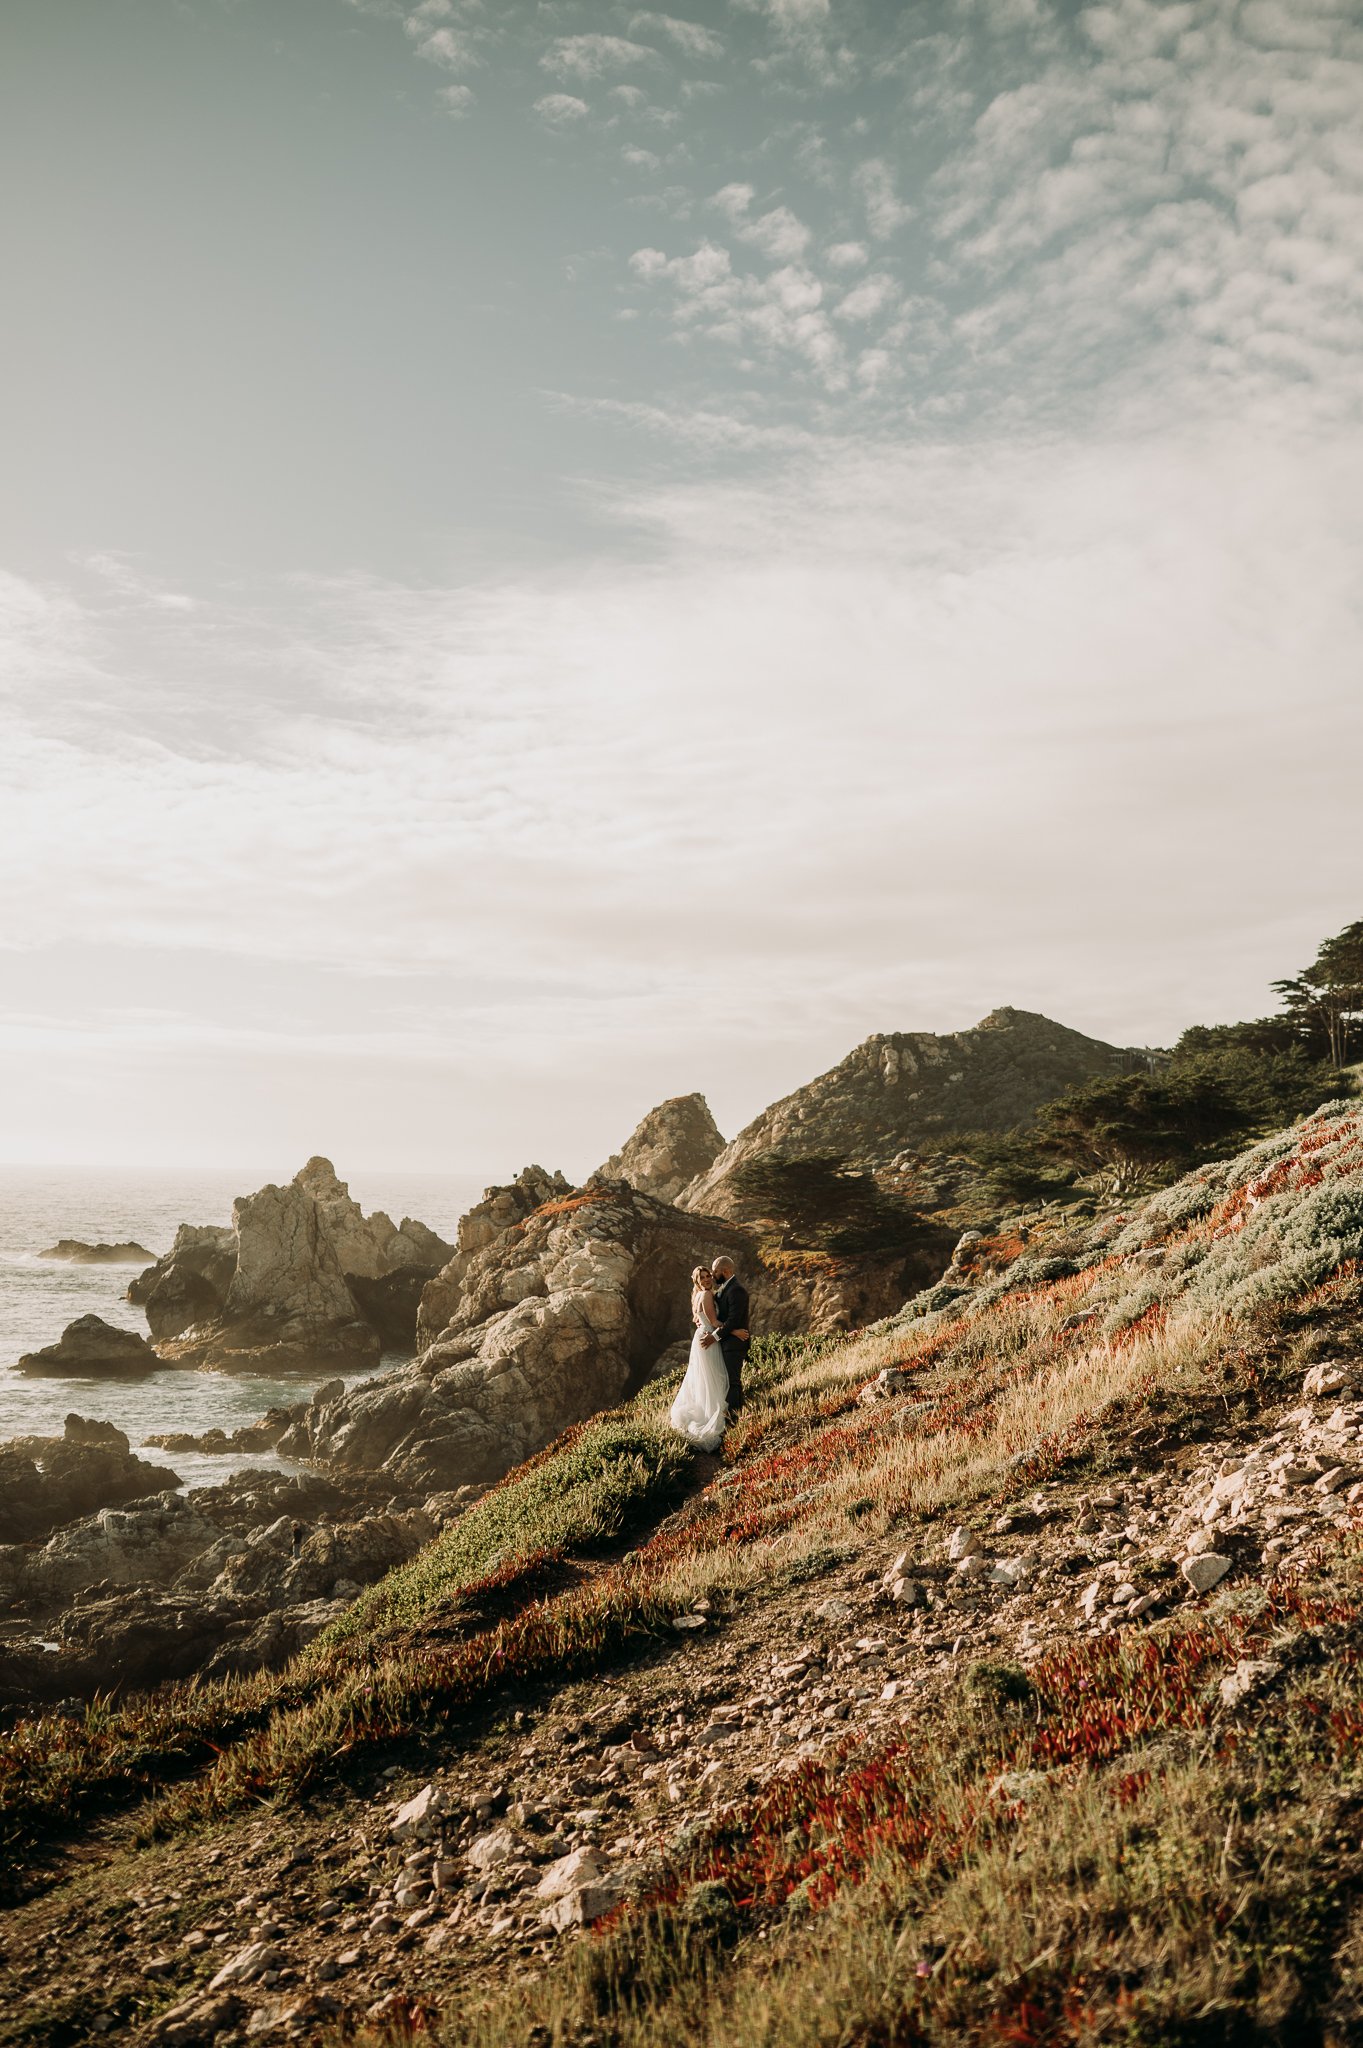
691, 1263, 713, 1289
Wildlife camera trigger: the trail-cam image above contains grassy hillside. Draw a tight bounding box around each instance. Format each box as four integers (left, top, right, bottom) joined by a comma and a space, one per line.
5, 1106, 1363, 2045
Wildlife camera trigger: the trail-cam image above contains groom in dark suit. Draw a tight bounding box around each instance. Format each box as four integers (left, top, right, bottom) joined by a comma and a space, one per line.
707, 1255, 750, 1414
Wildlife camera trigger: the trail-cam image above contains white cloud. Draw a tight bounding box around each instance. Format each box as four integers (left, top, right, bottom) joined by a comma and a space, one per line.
534, 93, 589, 124
631, 238, 848, 385
825, 239, 869, 269
631, 240, 733, 291
438, 82, 475, 114
834, 271, 899, 321
628, 12, 725, 60
711, 181, 755, 220
623, 145, 662, 170
743, 204, 813, 262
82, 553, 196, 613
541, 35, 655, 82
707, 186, 813, 264
405, 22, 478, 70
854, 158, 914, 238
768, 0, 830, 21
7, 423, 1362, 1169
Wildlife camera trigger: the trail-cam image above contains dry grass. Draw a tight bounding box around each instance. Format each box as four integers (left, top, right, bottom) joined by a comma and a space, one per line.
349, 1540, 1363, 2048
8, 1108, 1363, 2048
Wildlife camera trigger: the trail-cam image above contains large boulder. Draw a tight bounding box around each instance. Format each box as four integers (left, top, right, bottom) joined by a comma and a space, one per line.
0, 1589, 260, 1704
0, 1416, 180, 1545
38, 1238, 154, 1265
15, 1315, 162, 1379
594, 1093, 725, 1204
281, 1185, 749, 1493
682, 1007, 1150, 1216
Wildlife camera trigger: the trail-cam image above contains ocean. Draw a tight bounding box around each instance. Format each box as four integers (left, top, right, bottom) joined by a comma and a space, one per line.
0, 1164, 487, 1490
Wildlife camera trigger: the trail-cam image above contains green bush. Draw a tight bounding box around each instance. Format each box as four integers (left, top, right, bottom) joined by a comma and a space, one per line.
727, 1153, 923, 1253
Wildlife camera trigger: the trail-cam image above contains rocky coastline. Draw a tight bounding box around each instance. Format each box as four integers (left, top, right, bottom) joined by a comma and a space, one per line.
0, 1033, 1132, 1717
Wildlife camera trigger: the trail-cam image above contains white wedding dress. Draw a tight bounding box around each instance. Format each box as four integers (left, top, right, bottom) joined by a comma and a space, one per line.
670, 1297, 730, 1452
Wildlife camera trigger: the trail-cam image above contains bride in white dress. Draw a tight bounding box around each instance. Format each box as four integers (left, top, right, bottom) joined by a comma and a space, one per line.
670, 1264, 730, 1452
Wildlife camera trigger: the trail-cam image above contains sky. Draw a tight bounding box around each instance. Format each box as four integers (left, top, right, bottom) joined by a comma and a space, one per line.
2, 0, 1361, 1181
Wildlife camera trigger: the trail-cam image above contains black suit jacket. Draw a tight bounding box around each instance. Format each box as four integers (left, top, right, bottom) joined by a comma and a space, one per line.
714, 1275, 750, 1350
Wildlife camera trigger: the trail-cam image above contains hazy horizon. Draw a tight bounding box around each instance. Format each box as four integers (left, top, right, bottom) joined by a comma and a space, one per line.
4, 0, 1360, 1176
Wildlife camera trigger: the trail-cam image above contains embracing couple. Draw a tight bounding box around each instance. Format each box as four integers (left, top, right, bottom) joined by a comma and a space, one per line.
669, 1255, 750, 1454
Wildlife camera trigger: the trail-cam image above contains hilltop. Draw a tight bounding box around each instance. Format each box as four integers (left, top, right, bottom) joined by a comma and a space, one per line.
680, 1006, 1149, 1216
5, 1103, 1363, 2044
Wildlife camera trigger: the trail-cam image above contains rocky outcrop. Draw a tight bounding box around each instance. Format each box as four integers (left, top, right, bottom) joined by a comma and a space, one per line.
0, 1416, 180, 1545
280, 1185, 749, 1493
153, 1177, 380, 1374
0, 1462, 474, 1702
682, 1008, 1147, 1217
145, 1403, 304, 1460
15, 1314, 163, 1378
0, 1491, 224, 1610
415, 1166, 571, 1345
129, 1161, 453, 1367
292, 1157, 452, 1282
594, 1094, 725, 1204
37, 1238, 154, 1264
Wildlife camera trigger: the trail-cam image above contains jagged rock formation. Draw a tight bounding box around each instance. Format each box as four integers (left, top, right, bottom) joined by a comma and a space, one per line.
293, 1157, 452, 1280
155, 1177, 381, 1373
415, 1166, 571, 1346
130, 1160, 454, 1370
15, 1315, 163, 1378
594, 1094, 725, 1204
0, 1416, 180, 1545
279, 1185, 749, 1493
37, 1239, 154, 1264
681, 1007, 1146, 1217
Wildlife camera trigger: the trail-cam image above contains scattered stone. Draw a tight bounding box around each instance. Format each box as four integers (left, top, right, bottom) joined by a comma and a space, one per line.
1182, 1553, 1232, 1594
535, 1848, 608, 1901
814, 1596, 854, 1624
390, 1781, 451, 1841
1220, 1658, 1282, 1709
207, 1941, 282, 1991
858, 1367, 914, 1405
541, 1882, 623, 1931
467, 1826, 522, 1871
147, 1990, 246, 2045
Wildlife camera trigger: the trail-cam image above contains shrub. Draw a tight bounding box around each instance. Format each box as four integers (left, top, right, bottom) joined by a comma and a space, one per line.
727, 1153, 923, 1253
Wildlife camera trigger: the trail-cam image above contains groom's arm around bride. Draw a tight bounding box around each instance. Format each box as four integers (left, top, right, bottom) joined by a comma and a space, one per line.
708, 1256, 750, 1413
